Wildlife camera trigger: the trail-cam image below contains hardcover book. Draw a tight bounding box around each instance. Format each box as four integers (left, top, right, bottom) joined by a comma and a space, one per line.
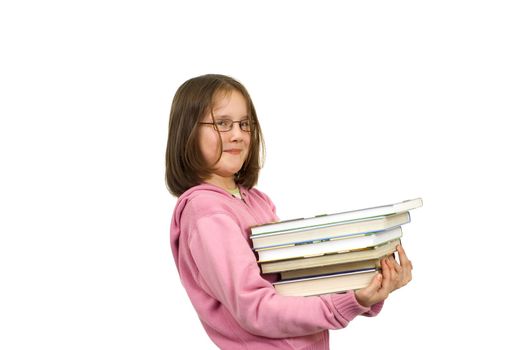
273, 269, 378, 297
260, 239, 400, 274
256, 227, 403, 262
251, 198, 422, 297
252, 211, 410, 250
251, 198, 422, 237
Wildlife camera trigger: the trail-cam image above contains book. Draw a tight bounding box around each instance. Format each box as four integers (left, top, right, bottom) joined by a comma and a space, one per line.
273, 269, 378, 297
280, 258, 380, 280
256, 227, 403, 262
251, 198, 422, 236
252, 198, 422, 297
260, 239, 400, 274
251, 211, 410, 250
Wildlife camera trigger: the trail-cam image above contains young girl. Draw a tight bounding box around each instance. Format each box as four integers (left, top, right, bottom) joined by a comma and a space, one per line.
165, 74, 412, 350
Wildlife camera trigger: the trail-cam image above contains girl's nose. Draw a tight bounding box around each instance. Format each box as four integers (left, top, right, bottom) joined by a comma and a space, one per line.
228, 122, 244, 140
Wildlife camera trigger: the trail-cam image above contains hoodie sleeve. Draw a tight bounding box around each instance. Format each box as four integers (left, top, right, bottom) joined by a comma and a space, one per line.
188, 211, 380, 339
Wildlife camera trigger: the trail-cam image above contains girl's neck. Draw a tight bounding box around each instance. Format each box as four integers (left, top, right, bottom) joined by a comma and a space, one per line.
204, 175, 238, 192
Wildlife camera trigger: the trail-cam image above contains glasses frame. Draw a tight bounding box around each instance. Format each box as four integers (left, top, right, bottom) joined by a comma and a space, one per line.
199, 119, 253, 133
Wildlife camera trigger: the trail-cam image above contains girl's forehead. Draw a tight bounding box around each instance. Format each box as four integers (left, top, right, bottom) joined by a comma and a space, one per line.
210, 89, 248, 113
211, 89, 233, 106
212, 89, 239, 104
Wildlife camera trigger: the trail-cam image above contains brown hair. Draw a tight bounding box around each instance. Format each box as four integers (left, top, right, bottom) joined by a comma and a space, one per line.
165, 74, 265, 197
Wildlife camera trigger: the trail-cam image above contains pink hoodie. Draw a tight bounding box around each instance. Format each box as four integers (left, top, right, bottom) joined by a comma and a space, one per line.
170, 184, 383, 350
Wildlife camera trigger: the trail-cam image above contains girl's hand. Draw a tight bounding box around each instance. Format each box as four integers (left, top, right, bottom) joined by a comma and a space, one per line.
354, 245, 413, 308
387, 244, 413, 291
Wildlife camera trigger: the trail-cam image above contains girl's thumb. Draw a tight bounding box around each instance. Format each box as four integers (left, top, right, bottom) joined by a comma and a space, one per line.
369, 273, 382, 290
360, 273, 382, 295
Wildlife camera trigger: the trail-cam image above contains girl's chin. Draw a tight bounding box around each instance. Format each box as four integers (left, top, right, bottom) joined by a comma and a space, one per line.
211, 167, 243, 178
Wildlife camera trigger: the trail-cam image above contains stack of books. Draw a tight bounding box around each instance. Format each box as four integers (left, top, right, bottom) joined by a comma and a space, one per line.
250, 198, 423, 297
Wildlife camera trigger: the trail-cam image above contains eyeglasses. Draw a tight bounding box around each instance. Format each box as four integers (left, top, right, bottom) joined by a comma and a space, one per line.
199, 119, 253, 132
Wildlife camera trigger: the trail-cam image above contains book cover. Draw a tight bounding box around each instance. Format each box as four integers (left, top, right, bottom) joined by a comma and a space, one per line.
251, 198, 422, 236
256, 227, 403, 262
260, 239, 400, 273
280, 258, 380, 280
273, 269, 378, 297
252, 211, 410, 250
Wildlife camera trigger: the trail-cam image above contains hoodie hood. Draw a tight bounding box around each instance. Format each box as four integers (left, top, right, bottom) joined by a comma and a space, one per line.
170, 183, 241, 265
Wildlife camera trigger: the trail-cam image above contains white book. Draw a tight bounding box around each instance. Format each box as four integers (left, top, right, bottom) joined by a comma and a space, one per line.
251, 198, 422, 236
256, 226, 403, 262
273, 269, 377, 297
252, 212, 410, 250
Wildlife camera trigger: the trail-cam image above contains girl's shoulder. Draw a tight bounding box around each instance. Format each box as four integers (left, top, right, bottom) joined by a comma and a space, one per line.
177, 184, 237, 216
245, 186, 273, 203
244, 186, 277, 216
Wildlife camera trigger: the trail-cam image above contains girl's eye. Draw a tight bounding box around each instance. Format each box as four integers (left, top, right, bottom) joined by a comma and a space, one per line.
240, 121, 250, 129
216, 120, 228, 127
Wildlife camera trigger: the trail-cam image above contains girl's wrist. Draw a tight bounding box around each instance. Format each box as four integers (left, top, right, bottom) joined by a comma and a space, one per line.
354, 290, 371, 308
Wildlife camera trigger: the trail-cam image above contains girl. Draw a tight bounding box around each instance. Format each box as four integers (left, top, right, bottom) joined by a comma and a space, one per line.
165, 74, 412, 350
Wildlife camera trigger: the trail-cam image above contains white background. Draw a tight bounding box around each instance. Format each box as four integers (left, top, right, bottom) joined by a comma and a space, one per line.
1, 1, 525, 349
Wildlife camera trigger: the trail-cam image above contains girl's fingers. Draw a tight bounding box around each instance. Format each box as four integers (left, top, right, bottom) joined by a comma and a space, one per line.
366, 273, 383, 293
386, 256, 401, 282
379, 247, 414, 292
380, 258, 393, 292
389, 255, 403, 274
397, 245, 413, 271
396, 246, 413, 286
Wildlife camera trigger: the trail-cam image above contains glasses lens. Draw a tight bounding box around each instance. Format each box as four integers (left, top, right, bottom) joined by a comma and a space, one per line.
240, 120, 252, 132
215, 120, 232, 131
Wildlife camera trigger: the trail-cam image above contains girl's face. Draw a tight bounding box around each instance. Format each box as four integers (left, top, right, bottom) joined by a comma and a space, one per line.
198, 89, 251, 188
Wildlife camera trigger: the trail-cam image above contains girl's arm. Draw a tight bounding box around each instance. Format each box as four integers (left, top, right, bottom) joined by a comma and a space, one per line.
188, 212, 383, 339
